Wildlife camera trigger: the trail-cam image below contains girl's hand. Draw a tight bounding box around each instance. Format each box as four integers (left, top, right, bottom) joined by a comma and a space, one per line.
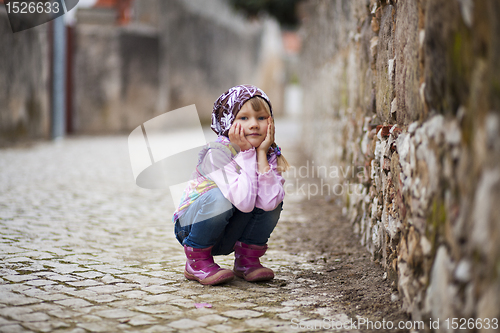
229, 123, 253, 151
257, 117, 275, 154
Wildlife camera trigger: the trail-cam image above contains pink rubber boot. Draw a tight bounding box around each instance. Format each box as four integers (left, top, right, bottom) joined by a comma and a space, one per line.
233, 241, 274, 282
184, 245, 234, 285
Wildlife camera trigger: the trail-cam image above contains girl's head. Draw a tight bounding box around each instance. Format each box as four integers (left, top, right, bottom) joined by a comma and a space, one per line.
212, 85, 290, 172
211, 85, 272, 137
232, 96, 271, 149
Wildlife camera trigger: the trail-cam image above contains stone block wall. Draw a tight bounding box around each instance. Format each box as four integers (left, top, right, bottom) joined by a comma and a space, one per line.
73, 0, 285, 133
73, 23, 160, 133
299, 0, 500, 324
0, 9, 50, 142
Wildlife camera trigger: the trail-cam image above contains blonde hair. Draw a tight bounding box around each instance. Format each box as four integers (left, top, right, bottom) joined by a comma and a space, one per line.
247, 97, 291, 173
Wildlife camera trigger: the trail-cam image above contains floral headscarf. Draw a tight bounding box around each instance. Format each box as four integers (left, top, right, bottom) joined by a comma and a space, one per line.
211, 85, 273, 137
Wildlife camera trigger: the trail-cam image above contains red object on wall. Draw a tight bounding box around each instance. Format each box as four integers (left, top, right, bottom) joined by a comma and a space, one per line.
95, 0, 116, 6
282, 31, 301, 55
375, 125, 403, 138
95, 0, 133, 25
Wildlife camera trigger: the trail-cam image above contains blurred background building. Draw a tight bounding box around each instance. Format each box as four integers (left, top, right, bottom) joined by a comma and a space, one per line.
0, 0, 301, 140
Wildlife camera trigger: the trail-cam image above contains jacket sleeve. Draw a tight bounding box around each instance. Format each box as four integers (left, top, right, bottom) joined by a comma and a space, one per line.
256, 154, 285, 211
201, 147, 258, 213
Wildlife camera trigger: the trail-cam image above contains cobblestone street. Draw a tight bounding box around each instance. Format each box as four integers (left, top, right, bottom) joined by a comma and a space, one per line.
0, 118, 403, 333
2, 0, 497, 329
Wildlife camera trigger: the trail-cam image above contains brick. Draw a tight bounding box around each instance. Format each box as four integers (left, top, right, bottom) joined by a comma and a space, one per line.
221, 310, 263, 319
168, 318, 207, 329
55, 298, 93, 308
95, 308, 137, 319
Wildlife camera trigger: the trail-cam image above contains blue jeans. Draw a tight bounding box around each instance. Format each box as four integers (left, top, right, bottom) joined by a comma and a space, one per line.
174, 188, 283, 255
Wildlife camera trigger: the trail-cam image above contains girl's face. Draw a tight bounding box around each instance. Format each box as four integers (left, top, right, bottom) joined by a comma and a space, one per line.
232, 100, 270, 148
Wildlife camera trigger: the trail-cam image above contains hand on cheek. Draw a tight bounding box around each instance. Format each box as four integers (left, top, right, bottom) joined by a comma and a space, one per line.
229, 123, 253, 151
257, 117, 274, 154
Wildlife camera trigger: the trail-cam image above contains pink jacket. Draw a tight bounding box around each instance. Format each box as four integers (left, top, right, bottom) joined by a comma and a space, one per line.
172, 137, 285, 222
202, 146, 285, 212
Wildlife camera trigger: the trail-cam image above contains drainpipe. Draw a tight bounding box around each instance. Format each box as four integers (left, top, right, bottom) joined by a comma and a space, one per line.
52, 15, 66, 140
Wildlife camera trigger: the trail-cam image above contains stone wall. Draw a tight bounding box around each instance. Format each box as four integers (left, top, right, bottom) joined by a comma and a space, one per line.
73, 0, 285, 133
0, 9, 50, 142
299, 0, 500, 325
1, 0, 286, 139
73, 23, 160, 133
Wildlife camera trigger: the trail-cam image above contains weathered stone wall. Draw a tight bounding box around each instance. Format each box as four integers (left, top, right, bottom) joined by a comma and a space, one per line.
73, 0, 285, 133
73, 23, 160, 133
0, 9, 50, 142
299, 0, 500, 324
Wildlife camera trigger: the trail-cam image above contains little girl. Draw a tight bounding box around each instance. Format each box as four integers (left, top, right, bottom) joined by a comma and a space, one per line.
172, 85, 290, 285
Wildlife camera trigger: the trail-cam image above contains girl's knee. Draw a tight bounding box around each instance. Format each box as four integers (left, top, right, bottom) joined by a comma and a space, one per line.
194, 188, 234, 227
273, 201, 284, 212
203, 188, 234, 213
260, 202, 283, 226
255, 201, 283, 217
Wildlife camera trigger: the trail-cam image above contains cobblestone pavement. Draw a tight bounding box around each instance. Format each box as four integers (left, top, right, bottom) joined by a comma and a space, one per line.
0, 118, 362, 333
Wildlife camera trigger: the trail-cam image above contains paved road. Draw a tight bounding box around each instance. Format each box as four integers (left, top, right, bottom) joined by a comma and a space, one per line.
0, 118, 357, 333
